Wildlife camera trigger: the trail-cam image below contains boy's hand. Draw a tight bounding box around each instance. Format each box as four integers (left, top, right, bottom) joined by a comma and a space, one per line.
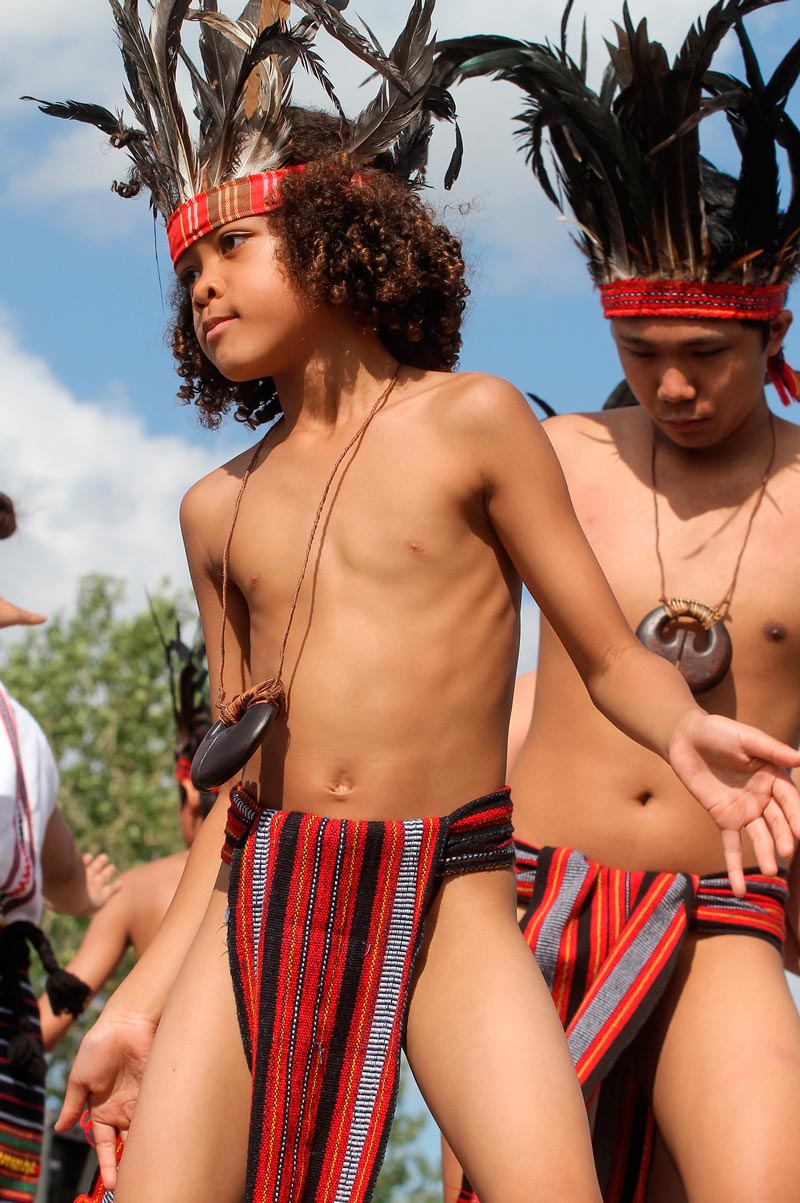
56, 1011, 156, 1190
668, 710, 800, 897
83, 852, 122, 913
0, 596, 46, 628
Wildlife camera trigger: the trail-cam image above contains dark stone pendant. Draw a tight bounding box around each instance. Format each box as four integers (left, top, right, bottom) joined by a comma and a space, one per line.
190, 701, 278, 791
635, 602, 732, 695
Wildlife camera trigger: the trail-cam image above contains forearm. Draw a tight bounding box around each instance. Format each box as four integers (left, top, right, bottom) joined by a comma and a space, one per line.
586, 640, 702, 762
43, 852, 96, 916
39, 992, 83, 1051
99, 793, 229, 1024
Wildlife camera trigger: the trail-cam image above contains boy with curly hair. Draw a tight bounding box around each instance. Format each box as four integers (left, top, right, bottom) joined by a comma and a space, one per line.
31, 5, 800, 1203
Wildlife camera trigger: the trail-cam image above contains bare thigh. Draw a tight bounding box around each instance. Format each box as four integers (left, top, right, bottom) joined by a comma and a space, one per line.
115, 874, 251, 1203
406, 868, 602, 1203
638, 933, 800, 1203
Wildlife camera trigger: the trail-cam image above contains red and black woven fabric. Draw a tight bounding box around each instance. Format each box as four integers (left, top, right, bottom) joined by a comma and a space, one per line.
225, 784, 513, 1203
0, 971, 44, 1202
166, 167, 306, 265
459, 841, 787, 1203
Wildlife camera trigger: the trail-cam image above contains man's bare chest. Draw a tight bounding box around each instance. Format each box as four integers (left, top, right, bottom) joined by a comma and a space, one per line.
569, 464, 800, 673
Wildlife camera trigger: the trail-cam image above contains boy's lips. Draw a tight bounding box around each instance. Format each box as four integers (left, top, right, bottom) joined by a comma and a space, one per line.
203, 315, 236, 340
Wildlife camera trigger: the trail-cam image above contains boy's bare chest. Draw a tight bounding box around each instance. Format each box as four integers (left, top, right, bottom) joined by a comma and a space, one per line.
224, 440, 479, 609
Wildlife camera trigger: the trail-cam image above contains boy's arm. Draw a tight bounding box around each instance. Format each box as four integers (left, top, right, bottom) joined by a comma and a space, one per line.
40, 812, 120, 915
474, 379, 800, 889
56, 474, 252, 1189
38, 873, 136, 1050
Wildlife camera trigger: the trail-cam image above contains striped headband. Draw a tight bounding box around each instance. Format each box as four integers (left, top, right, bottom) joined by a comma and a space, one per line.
600, 280, 789, 321
600, 279, 798, 405
167, 166, 306, 266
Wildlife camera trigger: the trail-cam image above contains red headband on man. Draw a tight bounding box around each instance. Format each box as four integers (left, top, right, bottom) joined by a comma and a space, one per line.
600, 279, 799, 405
167, 165, 307, 266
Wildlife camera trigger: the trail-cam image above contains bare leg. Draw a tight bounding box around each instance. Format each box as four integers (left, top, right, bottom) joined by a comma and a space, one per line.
639, 933, 800, 1203
645, 1134, 687, 1203
114, 873, 251, 1203
406, 869, 602, 1203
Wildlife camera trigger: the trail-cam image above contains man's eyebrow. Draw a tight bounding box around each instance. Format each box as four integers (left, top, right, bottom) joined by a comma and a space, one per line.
617, 333, 728, 348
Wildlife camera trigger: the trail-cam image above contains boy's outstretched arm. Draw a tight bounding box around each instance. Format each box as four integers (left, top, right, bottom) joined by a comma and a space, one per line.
471, 376, 800, 894
38, 871, 136, 1050
56, 475, 252, 1190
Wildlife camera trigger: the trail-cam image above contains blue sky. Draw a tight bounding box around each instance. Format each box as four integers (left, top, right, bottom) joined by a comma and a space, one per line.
1, 0, 798, 648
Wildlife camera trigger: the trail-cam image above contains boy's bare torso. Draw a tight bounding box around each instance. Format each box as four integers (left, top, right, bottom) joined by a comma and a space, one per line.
187, 371, 520, 820
512, 405, 800, 874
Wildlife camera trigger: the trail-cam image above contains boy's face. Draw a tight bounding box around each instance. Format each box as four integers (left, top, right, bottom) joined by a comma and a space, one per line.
176, 217, 312, 382
612, 312, 792, 448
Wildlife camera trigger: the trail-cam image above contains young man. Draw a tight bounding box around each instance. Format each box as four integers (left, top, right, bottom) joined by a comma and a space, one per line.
440, 5, 800, 1200
31, 4, 800, 1203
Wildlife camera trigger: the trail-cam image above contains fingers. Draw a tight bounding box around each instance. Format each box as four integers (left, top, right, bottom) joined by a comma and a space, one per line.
738, 725, 800, 771
721, 829, 746, 899
763, 797, 796, 861
771, 774, 800, 842
744, 814, 779, 879
94, 1121, 122, 1191
56, 1076, 89, 1132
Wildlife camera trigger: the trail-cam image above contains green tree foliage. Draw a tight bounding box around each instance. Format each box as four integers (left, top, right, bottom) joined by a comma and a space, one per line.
0, 575, 193, 1073
373, 1060, 441, 1203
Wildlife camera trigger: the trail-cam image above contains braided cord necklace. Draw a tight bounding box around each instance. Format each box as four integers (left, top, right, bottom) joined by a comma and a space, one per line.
635, 411, 776, 694
192, 366, 401, 789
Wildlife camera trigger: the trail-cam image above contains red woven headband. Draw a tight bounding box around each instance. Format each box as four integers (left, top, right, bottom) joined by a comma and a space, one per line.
600, 279, 799, 405
600, 279, 788, 320
166, 166, 306, 266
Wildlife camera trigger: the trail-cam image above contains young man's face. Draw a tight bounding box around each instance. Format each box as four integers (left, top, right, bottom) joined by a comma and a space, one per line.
611, 312, 792, 448
176, 216, 312, 382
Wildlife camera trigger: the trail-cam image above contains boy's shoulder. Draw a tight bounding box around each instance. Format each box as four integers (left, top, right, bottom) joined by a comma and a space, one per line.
416, 370, 541, 433
179, 440, 266, 528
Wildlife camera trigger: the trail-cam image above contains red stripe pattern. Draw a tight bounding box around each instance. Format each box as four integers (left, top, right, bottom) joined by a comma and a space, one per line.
599, 279, 789, 321
460, 842, 787, 1203
0, 974, 43, 1200
225, 785, 513, 1203
166, 167, 307, 266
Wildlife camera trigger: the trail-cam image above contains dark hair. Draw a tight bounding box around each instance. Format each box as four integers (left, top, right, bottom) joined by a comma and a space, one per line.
170, 108, 469, 428
0, 494, 16, 541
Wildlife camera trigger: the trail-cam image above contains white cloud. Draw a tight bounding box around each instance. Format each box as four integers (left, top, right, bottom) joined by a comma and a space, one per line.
5, 1, 795, 281
518, 590, 540, 675
0, 316, 226, 620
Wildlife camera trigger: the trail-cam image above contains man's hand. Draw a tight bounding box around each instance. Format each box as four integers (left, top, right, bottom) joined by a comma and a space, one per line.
56, 1012, 157, 1191
83, 852, 122, 913
0, 596, 45, 628
668, 710, 800, 897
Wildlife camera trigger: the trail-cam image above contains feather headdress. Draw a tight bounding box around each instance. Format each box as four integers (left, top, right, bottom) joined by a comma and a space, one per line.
26, 0, 461, 264
437, 0, 800, 400
149, 603, 213, 766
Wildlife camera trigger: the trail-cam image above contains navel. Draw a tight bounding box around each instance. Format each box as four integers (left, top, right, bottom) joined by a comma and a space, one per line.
763, 622, 788, 643
636, 791, 653, 807
408, 540, 425, 554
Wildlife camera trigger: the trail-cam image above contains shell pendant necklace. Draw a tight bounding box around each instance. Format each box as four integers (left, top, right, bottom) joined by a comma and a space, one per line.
635, 413, 776, 694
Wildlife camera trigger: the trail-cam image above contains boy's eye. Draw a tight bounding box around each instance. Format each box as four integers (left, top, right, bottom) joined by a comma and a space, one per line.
220, 231, 248, 253
694, 347, 723, 358
179, 267, 200, 291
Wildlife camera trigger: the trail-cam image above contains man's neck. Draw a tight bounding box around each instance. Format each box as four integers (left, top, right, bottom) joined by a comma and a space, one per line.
653, 397, 774, 477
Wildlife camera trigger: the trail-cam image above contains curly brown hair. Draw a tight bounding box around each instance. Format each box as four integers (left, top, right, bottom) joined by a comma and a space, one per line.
170, 108, 469, 428
0, 494, 16, 541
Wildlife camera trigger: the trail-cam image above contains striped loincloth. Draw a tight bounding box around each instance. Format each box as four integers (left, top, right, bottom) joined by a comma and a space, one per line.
0, 970, 44, 1202
225, 785, 514, 1203
459, 841, 787, 1203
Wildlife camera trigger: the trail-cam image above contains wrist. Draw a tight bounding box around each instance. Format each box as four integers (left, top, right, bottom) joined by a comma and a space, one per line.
666, 704, 706, 763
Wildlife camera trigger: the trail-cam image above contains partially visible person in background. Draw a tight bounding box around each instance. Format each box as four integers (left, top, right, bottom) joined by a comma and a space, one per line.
38, 629, 217, 1050
0, 494, 119, 1201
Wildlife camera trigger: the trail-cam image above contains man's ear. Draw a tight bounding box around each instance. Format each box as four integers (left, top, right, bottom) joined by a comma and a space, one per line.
767, 309, 793, 357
